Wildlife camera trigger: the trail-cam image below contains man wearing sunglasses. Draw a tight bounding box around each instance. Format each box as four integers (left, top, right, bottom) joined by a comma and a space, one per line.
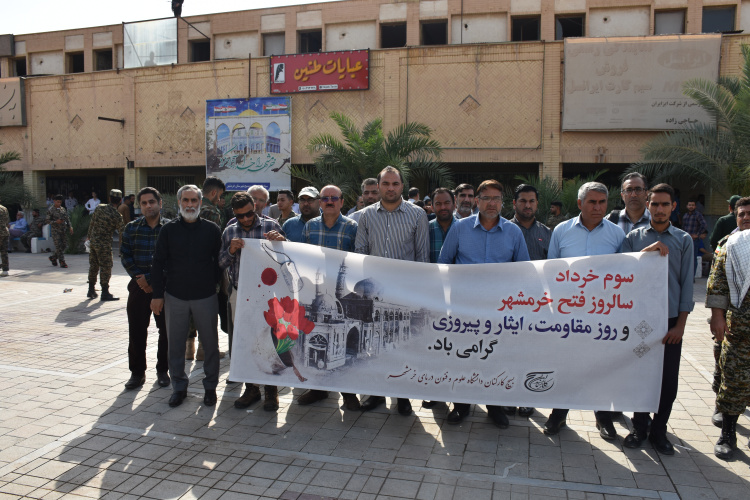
607, 172, 651, 234
281, 186, 321, 243
295, 185, 361, 411
219, 192, 287, 412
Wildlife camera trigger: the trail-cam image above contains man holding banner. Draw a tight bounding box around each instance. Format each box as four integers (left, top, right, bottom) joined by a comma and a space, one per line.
543, 182, 625, 440
295, 185, 361, 411
355, 166, 429, 415
621, 183, 693, 455
220, 192, 287, 412
438, 179, 530, 427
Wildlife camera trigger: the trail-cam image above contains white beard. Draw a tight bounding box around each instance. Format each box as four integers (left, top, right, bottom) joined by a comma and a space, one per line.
180, 206, 199, 221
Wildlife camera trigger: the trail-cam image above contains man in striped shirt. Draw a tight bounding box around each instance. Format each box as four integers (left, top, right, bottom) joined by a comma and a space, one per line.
120, 187, 171, 391
355, 166, 429, 415
219, 192, 287, 412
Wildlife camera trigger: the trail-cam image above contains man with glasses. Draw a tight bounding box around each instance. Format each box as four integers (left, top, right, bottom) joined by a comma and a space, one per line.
608, 172, 650, 234
295, 185, 361, 411
454, 183, 475, 219
355, 166, 429, 415
248, 185, 271, 218
438, 180, 530, 427
282, 187, 321, 243
220, 192, 287, 412
349, 178, 380, 223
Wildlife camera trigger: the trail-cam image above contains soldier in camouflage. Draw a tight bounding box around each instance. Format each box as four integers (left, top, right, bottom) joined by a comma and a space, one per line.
45, 194, 73, 268
706, 196, 750, 460
0, 199, 9, 276
185, 177, 226, 361
708, 199, 750, 428
87, 189, 125, 301
20, 208, 44, 252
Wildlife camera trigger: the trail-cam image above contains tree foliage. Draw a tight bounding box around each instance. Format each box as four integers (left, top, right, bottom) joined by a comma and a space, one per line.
292, 112, 454, 204
0, 142, 33, 209
628, 45, 750, 196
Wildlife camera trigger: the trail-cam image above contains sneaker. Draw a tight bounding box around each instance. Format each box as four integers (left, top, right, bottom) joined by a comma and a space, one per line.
0, 270, 8, 277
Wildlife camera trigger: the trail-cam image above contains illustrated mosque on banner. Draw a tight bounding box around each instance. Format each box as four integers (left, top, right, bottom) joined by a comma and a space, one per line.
296, 261, 427, 371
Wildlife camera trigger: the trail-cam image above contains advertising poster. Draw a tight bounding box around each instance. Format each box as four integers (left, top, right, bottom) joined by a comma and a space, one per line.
270, 50, 369, 94
205, 97, 291, 191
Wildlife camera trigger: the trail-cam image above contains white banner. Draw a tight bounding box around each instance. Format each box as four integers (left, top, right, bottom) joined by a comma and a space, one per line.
230, 241, 668, 412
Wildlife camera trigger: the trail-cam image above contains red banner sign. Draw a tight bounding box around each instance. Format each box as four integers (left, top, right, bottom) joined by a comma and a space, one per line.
270, 50, 369, 94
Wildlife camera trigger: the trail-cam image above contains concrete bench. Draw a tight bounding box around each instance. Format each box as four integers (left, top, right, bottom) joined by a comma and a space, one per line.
31, 225, 54, 253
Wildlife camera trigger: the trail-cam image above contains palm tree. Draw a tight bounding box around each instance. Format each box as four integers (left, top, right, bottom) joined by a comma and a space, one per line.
628, 45, 750, 196
0, 142, 32, 208
292, 112, 453, 204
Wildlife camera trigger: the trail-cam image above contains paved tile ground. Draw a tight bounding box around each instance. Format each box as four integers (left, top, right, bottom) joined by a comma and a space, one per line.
0, 252, 749, 500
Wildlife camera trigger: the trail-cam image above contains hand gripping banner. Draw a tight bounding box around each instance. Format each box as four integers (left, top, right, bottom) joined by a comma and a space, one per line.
230, 240, 668, 412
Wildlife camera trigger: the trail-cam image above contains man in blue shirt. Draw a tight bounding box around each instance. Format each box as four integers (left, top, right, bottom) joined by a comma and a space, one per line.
621, 183, 693, 455
282, 186, 320, 243
544, 182, 625, 441
438, 180, 530, 428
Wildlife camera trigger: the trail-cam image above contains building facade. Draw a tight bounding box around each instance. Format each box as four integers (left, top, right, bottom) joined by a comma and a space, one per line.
1, 0, 748, 213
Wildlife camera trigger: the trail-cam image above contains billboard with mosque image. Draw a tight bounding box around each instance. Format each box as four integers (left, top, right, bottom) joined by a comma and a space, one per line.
205, 97, 291, 191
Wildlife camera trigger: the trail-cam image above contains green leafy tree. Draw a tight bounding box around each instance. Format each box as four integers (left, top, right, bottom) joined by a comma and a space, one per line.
292, 112, 454, 204
66, 206, 91, 254
0, 142, 33, 209
628, 45, 750, 196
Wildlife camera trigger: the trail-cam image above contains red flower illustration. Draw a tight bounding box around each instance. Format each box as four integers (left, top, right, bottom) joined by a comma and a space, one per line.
263, 296, 315, 341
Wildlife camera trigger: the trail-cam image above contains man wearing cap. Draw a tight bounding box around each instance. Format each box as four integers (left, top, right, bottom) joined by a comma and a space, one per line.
710, 195, 742, 250
282, 187, 321, 243
87, 189, 125, 301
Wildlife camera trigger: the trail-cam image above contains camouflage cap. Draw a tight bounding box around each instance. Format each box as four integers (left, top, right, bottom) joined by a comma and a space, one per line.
298, 186, 320, 199
110, 189, 123, 197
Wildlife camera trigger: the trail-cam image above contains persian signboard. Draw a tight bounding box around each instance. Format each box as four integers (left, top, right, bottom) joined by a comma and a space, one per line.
563, 35, 721, 130
205, 97, 291, 191
231, 241, 668, 412
270, 50, 369, 94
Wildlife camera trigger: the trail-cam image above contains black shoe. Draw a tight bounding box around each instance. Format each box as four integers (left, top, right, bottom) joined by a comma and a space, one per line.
397, 398, 412, 416
649, 433, 675, 455
49, 256, 57, 266
168, 390, 187, 407
596, 417, 618, 441
124, 374, 145, 390
447, 406, 469, 425
501, 406, 517, 415
518, 407, 534, 417
87, 286, 98, 299
156, 372, 170, 387
360, 396, 386, 412
712, 408, 723, 428
422, 400, 439, 408
100, 287, 119, 301
297, 389, 328, 405
623, 428, 647, 449
714, 413, 737, 460
487, 406, 509, 429
543, 413, 566, 435
204, 390, 217, 407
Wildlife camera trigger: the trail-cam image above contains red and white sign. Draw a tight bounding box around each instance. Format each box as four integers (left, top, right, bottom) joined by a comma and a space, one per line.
270, 50, 369, 94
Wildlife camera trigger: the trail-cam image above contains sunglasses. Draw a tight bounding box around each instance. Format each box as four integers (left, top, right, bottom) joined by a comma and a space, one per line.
321, 196, 341, 202
233, 211, 254, 220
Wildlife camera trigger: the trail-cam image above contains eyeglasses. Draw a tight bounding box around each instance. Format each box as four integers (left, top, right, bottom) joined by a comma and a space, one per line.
622, 187, 646, 195
321, 196, 341, 202
251, 197, 268, 204
477, 196, 503, 203
233, 211, 254, 220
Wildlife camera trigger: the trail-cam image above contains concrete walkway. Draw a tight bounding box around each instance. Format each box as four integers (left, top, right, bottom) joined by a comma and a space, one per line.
0, 252, 748, 500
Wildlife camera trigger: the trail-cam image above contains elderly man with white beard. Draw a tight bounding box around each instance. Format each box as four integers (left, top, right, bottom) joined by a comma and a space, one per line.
151, 185, 223, 408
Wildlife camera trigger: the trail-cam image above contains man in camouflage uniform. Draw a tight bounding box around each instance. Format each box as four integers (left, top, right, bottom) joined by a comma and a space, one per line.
186, 176, 226, 361
20, 208, 44, 252
707, 196, 750, 460
0, 199, 9, 277
45, 194, 73, 268
708, 198, 750, 428
87, 189, 124, 301
547, 200, 566, 229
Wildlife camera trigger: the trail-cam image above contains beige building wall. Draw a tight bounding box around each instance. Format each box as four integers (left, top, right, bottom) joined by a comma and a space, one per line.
1, 0, 748, 213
